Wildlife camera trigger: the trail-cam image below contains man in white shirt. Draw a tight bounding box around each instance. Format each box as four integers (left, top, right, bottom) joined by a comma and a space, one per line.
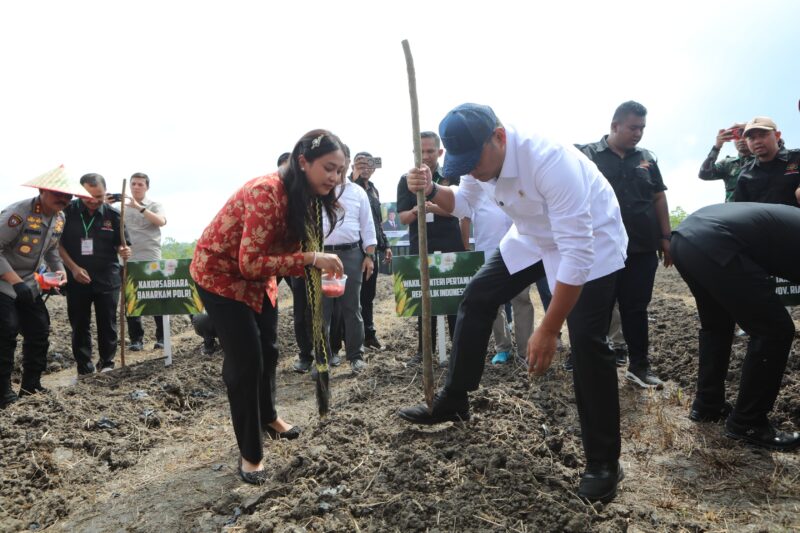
321, 177, 377, 373
398, 103, 628, 503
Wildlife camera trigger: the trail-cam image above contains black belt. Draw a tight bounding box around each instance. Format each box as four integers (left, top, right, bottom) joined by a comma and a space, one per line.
323, 242, 360, 251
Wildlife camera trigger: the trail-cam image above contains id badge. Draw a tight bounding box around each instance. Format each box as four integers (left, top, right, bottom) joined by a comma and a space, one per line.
425, 212, 434, 223
81, 238, 94, 255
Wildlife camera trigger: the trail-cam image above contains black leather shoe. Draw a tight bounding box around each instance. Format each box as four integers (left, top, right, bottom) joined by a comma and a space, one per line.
397, 389, 470, 425
264, 425, 301, 440
238, 458, 269, 485
364, 336, 383, 350
725, 421, 800, 452
689, 402, 733, 423
18, 379, 48, 398
578, 461, 624, 503
0, 382, 17, 409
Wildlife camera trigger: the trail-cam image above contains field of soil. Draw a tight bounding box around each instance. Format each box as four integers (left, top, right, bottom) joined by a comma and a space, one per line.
1, 267, 799, 532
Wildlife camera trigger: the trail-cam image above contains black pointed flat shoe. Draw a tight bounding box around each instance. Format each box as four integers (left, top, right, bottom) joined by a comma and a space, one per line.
397, 389, 470, 425
238, 458, 269, 485
264, 425, 302, 440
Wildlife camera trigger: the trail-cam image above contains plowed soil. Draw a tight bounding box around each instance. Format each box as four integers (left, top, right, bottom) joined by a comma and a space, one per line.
1, 268, 798, 532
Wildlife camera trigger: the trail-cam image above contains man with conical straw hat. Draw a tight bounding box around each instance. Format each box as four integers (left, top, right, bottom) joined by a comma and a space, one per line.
0, 166, 89, 408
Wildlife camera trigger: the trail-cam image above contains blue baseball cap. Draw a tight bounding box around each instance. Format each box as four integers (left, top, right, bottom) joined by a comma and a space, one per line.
439, 103, 497, 178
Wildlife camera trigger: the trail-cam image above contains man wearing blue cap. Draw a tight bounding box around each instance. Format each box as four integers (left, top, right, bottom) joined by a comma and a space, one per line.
398, 103, 629, 503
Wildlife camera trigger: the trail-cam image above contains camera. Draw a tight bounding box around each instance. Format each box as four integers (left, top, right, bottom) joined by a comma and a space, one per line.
107, 193, 123, 202
358, 156, 382, 169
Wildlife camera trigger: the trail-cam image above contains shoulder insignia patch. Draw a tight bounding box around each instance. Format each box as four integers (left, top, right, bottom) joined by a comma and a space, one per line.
8, 214, 22, 227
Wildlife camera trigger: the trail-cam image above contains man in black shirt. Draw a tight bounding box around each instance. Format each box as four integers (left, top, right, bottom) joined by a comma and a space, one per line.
577, 101, 671, 389
733, 117, 800, 206
58, 173, 131, 374
671, 202, 800, 451
397, 131, 465, 360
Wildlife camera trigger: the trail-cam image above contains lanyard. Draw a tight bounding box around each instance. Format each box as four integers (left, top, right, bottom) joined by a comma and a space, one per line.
80, 212, 97, 239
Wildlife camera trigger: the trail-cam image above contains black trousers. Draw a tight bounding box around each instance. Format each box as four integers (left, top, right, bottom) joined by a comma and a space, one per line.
361, 251, 381, 339
614, 251, 658, 371
0, 293, 50, 380
446, 250, 621, 463
197, 285, 278, 464
66, 284, 119, 371
127, 315, 164, 343
671, 234, 794, 427
290, 277, 314, 364
417, 315, 457, 353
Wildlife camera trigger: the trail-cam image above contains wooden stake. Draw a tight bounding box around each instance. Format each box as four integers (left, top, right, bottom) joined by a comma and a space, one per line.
402, 39, 434, 410
118, 179, 128, 368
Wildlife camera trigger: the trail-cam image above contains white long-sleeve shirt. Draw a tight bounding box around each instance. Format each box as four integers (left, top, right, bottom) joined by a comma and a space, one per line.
451, 126, 628, 290
323, 180, 377, 252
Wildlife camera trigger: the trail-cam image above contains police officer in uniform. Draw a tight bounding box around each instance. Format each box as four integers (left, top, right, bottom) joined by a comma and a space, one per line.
0, 166, 88, 408
698, 123, 753, 202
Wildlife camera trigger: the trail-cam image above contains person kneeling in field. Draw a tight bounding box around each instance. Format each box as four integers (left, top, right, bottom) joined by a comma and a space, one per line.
671, 202, 800, 451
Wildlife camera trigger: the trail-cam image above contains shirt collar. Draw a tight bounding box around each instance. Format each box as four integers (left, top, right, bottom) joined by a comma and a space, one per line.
597, 135, 643, 157
497, 126, 518, 180
78, 199, 105, 217
755, 147, 790, 166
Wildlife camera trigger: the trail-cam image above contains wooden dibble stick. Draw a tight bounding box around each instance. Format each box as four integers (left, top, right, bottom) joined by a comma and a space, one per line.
118, 179, 128, 368
401, 39, 434, 410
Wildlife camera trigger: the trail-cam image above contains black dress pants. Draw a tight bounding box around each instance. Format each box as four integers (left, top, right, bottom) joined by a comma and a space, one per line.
615, 251, 658, 371
127, 315, 164, 344
66, 284, 119, 371
0, 293, 50, 380
671, 234, 794, 427
361, 251, 380, 339
290, 278, 314, 364
446, 250, 621, 463
197, 285, 279, 464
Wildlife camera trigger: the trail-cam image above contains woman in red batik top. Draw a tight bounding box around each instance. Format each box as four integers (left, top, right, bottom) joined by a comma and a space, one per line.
191, 130, 345, 485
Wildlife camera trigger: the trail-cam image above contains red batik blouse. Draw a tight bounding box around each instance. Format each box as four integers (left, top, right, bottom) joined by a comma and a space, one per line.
190, 172, 306, 313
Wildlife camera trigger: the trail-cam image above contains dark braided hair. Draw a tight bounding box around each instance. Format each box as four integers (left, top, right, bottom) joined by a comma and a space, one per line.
281, 129, 344, 243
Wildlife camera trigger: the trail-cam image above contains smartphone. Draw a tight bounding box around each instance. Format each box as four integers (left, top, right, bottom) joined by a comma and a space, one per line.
730, 127, 744, 141
107, 193, 123, 202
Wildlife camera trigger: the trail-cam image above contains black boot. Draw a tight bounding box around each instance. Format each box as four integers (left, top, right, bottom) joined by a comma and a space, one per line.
19, 373, 47, 397
0, 378, 18, 409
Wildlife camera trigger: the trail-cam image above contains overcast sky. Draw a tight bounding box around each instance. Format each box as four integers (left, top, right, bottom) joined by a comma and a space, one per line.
2, 0, 798, 242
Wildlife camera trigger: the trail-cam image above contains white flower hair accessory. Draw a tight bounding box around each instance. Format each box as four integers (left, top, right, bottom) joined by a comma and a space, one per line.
310, 134, 325, 150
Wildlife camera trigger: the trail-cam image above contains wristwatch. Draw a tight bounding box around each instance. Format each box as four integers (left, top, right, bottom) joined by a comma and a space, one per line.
139, 206, 147, 214
425, 182, 438, 201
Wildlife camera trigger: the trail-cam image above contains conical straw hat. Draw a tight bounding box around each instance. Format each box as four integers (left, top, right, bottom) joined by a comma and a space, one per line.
22, 165, 91, 198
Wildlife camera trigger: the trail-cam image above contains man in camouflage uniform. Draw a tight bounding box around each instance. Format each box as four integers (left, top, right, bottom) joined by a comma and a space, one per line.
698, 123, 753, 202
0, 167, 88, 408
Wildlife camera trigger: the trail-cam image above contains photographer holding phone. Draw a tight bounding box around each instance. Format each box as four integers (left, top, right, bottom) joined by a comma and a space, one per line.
698, 123, 752, 202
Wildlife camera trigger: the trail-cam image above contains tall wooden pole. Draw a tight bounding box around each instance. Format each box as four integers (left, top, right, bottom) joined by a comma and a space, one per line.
402, 40, 434, 410
118, 179, 128, 368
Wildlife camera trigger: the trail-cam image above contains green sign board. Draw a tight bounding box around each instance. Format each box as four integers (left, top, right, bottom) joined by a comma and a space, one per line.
124, 259, 203, 317
774, 277, 800, 306
391, 251, 484, 317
